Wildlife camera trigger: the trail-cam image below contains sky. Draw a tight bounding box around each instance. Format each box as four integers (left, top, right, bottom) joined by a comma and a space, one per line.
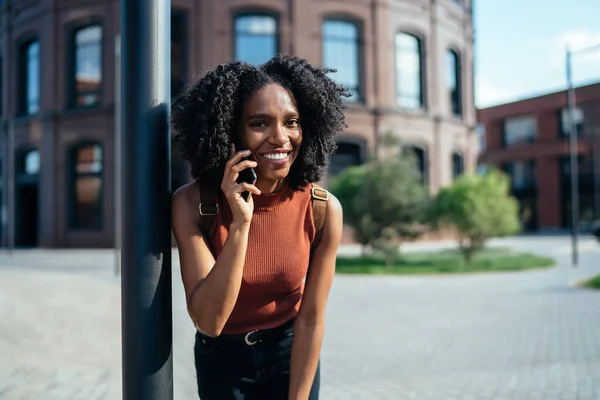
474, 0, 600, 109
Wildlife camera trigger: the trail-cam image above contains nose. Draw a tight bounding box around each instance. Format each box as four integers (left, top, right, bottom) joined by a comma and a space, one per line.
269, 123, 289, 146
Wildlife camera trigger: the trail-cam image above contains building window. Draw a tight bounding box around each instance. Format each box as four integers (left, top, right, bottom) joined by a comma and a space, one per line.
234, 14, 278, 65
559, 107, 583, 137
329, 139, 365, 176
452, 152, 464, 179
503, 161, 536, 190
560, 155, 596, 226
404, 146, 428, 185
69, 143, 103, 229
477, 164, 488, 176
558, 104, 600, 138
503, 115, 536, 146
323, 19, 361, 102
70, 25, 103, 108
396, 32, 424, 110
446, 49, 462, 117
503, 160, 537, 231
19, 149, 41, 176
477, 123, 486, 152
20, 40, 40, 115
172, 10, 188, 99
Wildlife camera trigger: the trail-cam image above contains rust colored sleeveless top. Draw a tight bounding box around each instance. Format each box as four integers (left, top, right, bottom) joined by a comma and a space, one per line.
208, 183, 316, 334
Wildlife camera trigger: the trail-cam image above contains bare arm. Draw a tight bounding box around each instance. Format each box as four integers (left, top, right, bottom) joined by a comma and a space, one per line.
288, 194, 343, 400
172, 147, 260, 337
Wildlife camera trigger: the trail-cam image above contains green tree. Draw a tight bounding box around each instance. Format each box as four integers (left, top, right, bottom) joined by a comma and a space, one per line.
430, 168, 521, 264
330, 148, 428, 266
328, 165, 373, 254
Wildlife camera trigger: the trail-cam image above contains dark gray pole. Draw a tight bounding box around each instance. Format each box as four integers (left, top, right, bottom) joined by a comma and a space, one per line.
566, 47, 579, 267
114, 34, 122, 277
120, 1, 173, 399
594, 132, 600, 220
7, 119, 14, 255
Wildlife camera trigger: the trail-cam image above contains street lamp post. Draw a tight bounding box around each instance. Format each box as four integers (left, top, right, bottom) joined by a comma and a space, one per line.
120, 1, 173, 399
565, 42, 600, 267
565, 47, 579, 267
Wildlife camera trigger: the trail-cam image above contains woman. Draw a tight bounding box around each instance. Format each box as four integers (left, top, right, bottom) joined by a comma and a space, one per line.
171, 54, 347, 400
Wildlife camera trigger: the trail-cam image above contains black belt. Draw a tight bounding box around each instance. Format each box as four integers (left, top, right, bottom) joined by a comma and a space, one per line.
199, 318, 295, 346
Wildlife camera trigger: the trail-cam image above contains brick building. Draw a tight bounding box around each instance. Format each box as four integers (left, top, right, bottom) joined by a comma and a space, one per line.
0, 0, 478, 248
478, 82, 600, 232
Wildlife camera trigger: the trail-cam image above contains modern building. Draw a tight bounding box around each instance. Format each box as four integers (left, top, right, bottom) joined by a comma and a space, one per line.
0, 0, 477, 248
478, 82, 600, 232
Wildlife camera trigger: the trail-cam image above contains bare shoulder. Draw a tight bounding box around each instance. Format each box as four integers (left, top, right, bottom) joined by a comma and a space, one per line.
326, 192, 344, 221
172, 181, 201, 223
323, 191, 343, 234
173, 180, 200, 203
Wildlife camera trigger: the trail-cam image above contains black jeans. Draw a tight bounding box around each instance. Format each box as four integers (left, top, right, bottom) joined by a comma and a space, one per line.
194, 318, 320, 399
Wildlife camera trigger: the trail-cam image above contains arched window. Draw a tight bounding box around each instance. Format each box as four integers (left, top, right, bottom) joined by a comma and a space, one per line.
446, 49, 462, 117
452, 152, 464, 179
404, 145, 428, 185
16, 148, 41, 178
69, 143, 103, 229
234, 14, 278, 65
70, 24, 103, 107
322, 19, 361, 102
329, 139, 365, 176
395, 32, 424, 110
20, 40, 40, 115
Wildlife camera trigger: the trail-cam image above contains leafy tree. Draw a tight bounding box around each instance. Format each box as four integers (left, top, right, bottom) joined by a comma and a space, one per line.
429, 168, 521, 263
328, 165, 373, 254
330, 147, 428, 266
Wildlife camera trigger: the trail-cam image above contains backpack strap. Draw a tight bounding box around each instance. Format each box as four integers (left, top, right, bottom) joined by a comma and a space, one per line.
197, 180, 219, 238
196, 180, 329, 252
310, 183, 329, 253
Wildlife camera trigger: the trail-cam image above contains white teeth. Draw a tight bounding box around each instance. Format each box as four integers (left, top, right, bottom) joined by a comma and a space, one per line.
263, 153, 288, 160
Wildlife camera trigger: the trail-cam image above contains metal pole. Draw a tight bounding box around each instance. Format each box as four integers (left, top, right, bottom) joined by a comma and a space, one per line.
566, 47, 579, 267
595, 130, 600, 220
7, 119, 14, 255
593, 133, 599, 220
114, 34, 121, 277
120, 1, 173, 399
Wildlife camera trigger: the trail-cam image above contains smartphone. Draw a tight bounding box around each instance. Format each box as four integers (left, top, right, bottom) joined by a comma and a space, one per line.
232, 138, 257, 201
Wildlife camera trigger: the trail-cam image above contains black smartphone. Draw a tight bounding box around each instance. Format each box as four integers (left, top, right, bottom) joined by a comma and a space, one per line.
232, 138, 257, 201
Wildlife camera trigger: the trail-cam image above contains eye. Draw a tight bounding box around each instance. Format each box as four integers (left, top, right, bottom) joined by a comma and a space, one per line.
250, 121, 266, 128
286, 119, 300, 126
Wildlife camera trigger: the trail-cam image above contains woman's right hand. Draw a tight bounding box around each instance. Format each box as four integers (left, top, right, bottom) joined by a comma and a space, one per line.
221, 144, 261, 226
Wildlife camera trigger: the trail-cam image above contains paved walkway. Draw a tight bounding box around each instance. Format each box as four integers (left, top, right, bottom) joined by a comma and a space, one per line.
0, 236, 599, 399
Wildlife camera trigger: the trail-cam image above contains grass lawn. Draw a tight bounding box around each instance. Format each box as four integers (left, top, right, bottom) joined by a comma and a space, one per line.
336, 247, 556, 275
580, 275, 600, 290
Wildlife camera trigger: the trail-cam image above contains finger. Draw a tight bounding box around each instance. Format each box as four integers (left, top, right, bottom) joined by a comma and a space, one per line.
230, 143, 235, 158
233, 182, 261, 196
225, 149, 251, 168
223, 151, 251, 185
231, 160, 258, 174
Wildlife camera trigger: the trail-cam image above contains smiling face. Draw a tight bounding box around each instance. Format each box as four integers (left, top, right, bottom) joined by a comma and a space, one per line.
238, 83, 302, 193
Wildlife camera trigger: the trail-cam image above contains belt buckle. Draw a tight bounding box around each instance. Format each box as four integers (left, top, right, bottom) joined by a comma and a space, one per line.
244, 330, 259, 346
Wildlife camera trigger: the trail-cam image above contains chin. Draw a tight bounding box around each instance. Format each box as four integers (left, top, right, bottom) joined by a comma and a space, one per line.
265, 170, 291, 182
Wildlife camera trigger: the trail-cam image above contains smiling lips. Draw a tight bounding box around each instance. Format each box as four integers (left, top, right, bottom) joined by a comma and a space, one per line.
262, 152, 289, 161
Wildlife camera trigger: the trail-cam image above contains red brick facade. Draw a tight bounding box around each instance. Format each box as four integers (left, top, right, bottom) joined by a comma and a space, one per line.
478, 82, 600, 231
0, 0, 477, 248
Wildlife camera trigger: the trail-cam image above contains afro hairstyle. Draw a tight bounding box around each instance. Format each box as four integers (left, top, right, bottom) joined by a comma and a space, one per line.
170, 54, 350, 190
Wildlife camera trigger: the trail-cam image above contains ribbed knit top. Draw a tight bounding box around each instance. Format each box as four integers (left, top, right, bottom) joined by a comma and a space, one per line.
208, 183, 316, 334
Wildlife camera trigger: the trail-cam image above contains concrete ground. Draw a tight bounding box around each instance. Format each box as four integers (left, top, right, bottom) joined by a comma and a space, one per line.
0, 235, 599, 399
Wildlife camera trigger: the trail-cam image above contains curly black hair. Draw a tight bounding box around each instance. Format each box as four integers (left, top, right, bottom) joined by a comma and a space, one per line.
170, 54, 350, 190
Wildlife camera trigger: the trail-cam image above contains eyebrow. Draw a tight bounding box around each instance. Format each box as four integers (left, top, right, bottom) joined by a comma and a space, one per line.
245, 112, 299, 121
246, 113, 272, 120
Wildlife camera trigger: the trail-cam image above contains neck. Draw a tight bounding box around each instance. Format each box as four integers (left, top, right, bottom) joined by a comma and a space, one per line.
256, 178, 287, 194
